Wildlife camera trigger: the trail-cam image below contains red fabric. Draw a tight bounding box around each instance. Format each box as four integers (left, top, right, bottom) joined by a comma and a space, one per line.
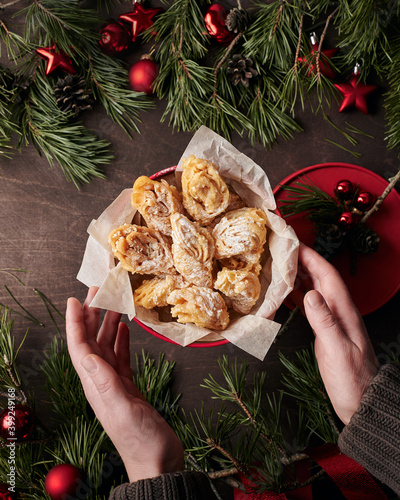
308, 444, 388, 500
233, 444, 388, 500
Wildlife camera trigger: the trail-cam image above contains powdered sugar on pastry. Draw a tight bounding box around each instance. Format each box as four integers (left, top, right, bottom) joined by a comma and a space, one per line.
131, 176, 183, 236
170, 213, 215, 287
214, 268, 261, 315
168, 286, 229, 330
109, 223, 176, 275
134, 275, 189, 309
181, 155, 229, 225
212, 207, 267, 259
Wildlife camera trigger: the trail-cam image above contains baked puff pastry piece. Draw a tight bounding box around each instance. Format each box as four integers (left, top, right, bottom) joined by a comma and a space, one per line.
170, 213, 215, 288
109, 223, 176, 276
131, 176, 183, 236
181, 155, 230, 225
168, 286, 230, 331
212, 207, 267, 273
214, 268, 261, 315
134, 275, 188, 309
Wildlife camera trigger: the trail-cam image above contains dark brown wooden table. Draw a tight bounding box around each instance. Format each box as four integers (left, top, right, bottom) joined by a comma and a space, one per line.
1, 2, 399, 498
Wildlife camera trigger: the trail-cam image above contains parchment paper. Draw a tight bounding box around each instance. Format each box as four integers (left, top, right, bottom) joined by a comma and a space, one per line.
77, 126, 299, 360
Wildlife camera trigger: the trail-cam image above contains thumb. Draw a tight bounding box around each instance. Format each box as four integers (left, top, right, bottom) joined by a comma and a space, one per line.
304, 290, 346, 350
81, 354, 130, 407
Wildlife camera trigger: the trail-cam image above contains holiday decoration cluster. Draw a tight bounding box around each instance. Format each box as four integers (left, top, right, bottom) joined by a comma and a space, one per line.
0, 0, 400, 187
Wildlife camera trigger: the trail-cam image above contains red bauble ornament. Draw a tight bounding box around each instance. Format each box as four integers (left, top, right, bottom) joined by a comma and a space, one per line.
45, 464, 82, 500
0, 404, 34, 442
354, 191, 374, 211
299, 32, 338, 79
129, 58, 159, 94
36, 45, 76, 76
204, 4, 235, 45
334, 64, 378, 114
335, 179, 354, 200
99, 21, 131, 56
0, 483, 18, 500
338, 211, 357, 230
119, 3, 162, 43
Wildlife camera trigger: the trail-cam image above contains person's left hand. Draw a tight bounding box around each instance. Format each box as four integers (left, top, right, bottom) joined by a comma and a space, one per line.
66, 287, 184, 482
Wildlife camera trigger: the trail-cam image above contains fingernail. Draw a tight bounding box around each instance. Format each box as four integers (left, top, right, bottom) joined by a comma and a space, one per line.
81, 355, 97, 375
306, 290, 324, 308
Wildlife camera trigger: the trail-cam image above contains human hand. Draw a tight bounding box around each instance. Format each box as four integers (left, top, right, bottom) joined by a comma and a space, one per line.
293, 243, 379, 425
66, 287, 184, 482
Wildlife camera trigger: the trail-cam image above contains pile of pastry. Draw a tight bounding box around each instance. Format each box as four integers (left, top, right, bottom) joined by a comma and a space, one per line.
108, 155, 268, 331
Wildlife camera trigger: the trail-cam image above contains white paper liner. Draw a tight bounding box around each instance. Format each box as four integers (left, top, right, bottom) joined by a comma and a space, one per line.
77, 126, 299, 360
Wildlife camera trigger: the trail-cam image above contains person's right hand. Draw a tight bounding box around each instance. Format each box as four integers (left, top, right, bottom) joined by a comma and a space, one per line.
66, 287, 184, 482
294, 244, 379, 425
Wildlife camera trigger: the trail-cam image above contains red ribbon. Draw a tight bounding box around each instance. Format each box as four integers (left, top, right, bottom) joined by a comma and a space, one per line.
234, 444, 388, 500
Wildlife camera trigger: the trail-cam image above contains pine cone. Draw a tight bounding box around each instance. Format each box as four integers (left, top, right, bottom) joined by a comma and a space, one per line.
227, 54, 258, 87
225, 7, 250, 33
53, 75, 94, 117
348, 224, 380, 254
313, 223, 344, 260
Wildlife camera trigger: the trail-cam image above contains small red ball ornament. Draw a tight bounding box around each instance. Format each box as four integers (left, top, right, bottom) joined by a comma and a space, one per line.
204, 4, 235, 45
338, 211, 357, 230
335, 179, 354, 200
334, 63, 378, 114
0, 404, 34, 442
99, 21, 131, 56
354, 191, 374, 211
0, 483, 18, 500
129, 58, 159, 94
44, 464, 82, 500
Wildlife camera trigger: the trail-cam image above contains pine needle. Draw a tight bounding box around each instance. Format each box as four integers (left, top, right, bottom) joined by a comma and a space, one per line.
324, 139, 362, 158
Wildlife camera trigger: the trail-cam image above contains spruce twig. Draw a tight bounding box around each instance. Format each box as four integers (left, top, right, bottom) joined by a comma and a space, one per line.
360, 169, 400, 224
315, 6, 339, 81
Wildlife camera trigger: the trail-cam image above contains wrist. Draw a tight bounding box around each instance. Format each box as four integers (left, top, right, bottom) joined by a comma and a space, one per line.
124, 455, 185, 482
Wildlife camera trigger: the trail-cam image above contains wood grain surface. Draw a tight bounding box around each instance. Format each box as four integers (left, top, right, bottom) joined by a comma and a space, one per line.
0, 2, 399, 498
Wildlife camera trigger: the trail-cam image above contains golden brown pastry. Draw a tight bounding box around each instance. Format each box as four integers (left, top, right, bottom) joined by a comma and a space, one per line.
168, 286, 230, 330
214, 268, 261, 314
109, 223, 176, 275
212, 208, 267, 273
134, 275, 188, 309
170, 213, 215, 287
131, 176, 183, 236
181, 155, 229, 225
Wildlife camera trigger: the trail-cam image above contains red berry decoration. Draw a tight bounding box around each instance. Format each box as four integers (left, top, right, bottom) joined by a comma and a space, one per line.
338, 211, 357, 230
0, 483, 18, 500
204, 4, 235, 45
0, 404, 34, 442
45, 464, 82, 500
99, 21, 131, 56
354, 191, 374, 211
129, 57, 159, 94
335, 179, 354, 200
335, 63, 378, 114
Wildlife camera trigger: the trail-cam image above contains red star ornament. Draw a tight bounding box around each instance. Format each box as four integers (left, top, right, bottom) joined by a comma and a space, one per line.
299, 32, 338, 79
36, 45, 76, 76
119, 3, 162, 43
334, 71, 378, 114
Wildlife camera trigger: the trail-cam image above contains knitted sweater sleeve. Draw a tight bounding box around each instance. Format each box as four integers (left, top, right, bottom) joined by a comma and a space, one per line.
338, 362, 400, 495
108, 471, 217, 500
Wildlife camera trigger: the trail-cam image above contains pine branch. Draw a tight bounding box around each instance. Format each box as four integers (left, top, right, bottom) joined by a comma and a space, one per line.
18, 69, 111, 188
40, 336, 89, 422
87, 50, 154, 137
360, 169, 400, 223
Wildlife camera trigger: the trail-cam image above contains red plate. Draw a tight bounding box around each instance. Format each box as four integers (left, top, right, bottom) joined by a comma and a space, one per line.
273, 163, 400, 316
133, 165, 229, 347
